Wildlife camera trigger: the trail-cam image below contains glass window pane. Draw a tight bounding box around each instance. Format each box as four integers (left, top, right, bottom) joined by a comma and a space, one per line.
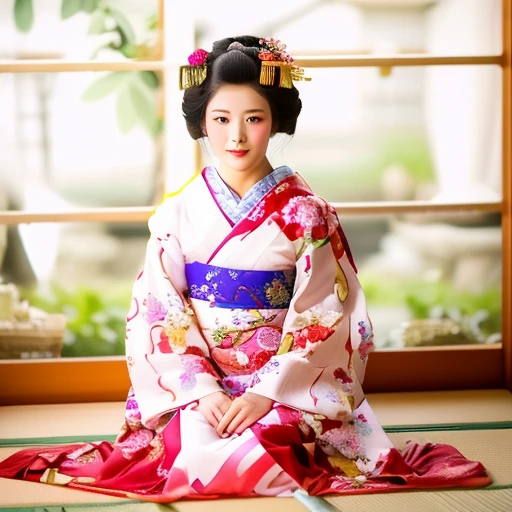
193, 0, 501, 57
0, 71, 162, 210
264, 65, 501, 204
1, 0, 159, 61
342, 212, 502, 349
0, 211, 502, 360
0, 221, 148, 359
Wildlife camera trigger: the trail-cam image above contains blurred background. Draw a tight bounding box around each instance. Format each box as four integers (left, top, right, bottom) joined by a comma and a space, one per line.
0, 0, 503, 357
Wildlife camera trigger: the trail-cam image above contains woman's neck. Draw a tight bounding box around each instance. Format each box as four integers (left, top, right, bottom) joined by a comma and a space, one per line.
218, 160, 273, 199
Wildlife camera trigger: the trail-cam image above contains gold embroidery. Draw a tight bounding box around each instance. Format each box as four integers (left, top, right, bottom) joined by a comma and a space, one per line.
327, 455, 361, 477
334, 260, 349, 301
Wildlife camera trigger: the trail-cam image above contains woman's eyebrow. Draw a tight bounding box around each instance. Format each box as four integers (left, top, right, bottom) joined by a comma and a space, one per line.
210, 109, 266, 113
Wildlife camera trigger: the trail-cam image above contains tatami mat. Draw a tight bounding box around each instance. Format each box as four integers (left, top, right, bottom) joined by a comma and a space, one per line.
1, 390, 511, 441
0, 390, 511, 510
313, 488, 512, 512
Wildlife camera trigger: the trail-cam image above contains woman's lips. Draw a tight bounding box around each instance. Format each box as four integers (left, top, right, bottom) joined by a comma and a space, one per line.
227, 150, 249, 157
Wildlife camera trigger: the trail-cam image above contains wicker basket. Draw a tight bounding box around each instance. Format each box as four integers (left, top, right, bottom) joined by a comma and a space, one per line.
0, 314, 66, 359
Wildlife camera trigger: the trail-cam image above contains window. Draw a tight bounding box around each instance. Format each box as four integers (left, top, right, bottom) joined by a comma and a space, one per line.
0, 0, 510, 404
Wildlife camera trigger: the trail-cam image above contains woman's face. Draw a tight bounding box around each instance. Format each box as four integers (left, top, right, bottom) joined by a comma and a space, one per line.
204, 84, 273, 178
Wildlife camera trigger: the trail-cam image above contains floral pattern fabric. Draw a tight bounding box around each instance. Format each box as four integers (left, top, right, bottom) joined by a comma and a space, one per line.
0, 168, 490, 501
203, 165, 293, 225
185, 261, 295, 309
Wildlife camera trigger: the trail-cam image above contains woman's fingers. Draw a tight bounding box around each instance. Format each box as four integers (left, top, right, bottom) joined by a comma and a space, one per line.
203, 409, 219, 430
233, 416, 255, 435
223, 410, 247, 436
216, 402, 240, 437
218, 397, 232, 416
212, 406, 224, 424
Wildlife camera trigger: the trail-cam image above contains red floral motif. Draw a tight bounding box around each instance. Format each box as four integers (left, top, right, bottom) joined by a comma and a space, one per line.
158, 330, 172, 353
333, 367, 353, 384
272, 196, 331, 243
157, 332, 205, 357
293, 324, 335, 349
184, 346, 205, 357
259, 50, 275, 61
249, 350, 274, 372
258, 37, 294, 63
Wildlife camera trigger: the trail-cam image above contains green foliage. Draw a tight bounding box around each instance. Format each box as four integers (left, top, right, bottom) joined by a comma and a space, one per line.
87, 8, 106, 34
379, 130, 435, 182
12, 1, 162, 137
14, 0, 33, 32
360, 271, 502, 341
61, 0, 99, 19
61, 0, 82, 19
81, 71, 160, 135
116, 86, 138, 133
107, 6, 136, 46
81, 0, 99, 14
82, 71, 131, 101
24, 283, 131, 357
139, 70, 160, 89
127, 76, 159, 135
302, 128, 435, 202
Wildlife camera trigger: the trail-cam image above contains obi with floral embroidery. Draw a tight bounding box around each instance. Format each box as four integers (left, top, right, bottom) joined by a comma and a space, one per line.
185, 261, 296, 309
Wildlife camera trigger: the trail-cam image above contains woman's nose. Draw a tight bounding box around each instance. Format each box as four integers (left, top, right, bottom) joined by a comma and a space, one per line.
230, 122, 246, 144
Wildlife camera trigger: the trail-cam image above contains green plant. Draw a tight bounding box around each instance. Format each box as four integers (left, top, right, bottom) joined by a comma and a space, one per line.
24, 283, 131, 357
13, 0, 162, 135
360, 271, 502, 343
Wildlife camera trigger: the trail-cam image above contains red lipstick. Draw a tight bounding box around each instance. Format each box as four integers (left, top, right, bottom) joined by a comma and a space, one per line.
228, 150, 249, 157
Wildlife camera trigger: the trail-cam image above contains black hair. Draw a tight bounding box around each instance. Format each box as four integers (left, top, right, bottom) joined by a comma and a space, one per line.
182, 35, 302, 140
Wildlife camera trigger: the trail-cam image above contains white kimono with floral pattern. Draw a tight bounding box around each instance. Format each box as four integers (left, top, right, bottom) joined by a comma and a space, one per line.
0, 168, 490, 501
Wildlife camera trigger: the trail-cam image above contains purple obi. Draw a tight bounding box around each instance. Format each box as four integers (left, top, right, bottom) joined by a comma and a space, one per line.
185, 261, 295, 309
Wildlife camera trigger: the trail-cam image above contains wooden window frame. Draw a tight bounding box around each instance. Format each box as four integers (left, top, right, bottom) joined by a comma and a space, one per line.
0, 1, 510, 405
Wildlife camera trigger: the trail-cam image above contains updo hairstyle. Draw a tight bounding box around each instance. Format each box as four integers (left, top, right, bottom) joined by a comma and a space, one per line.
182, 36, 302, 140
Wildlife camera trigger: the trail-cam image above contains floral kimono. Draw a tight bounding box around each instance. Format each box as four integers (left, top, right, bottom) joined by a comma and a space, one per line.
0, 167, 490, 501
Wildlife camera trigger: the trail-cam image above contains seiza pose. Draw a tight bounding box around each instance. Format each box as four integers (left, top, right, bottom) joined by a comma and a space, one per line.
0, 36, 490, 502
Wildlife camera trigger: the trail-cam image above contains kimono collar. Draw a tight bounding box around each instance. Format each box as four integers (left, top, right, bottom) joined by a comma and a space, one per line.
204, 165, 294, 224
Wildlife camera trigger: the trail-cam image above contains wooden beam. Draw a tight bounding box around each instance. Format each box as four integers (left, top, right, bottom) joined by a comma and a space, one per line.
0, 55, 503, 74
0, 201, 502, 225
502, 0, 512, 391
0, 345, 504, 405
0, 60, 166, 73
294, 54, 503, 68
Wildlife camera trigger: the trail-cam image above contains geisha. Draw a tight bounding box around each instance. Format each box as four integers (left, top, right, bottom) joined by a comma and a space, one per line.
0, 35, 490, 502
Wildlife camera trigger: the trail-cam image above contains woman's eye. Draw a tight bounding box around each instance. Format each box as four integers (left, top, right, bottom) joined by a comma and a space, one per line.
215, 117, 228, 124
247, 117, 260, 123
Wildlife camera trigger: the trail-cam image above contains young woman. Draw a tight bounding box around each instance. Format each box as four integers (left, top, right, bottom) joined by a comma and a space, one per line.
0, 35, 490, 502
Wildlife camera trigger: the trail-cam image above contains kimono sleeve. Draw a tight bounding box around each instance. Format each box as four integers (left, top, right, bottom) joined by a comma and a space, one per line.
125, 203, 223, 429
247, 196, 375, 422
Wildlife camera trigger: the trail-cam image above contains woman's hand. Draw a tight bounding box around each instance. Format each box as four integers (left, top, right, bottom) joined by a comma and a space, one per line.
216, 392, 274, 438
197, 391, 232, 429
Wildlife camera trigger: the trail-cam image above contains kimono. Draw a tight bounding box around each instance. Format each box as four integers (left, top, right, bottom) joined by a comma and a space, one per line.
0, 166, 490, 502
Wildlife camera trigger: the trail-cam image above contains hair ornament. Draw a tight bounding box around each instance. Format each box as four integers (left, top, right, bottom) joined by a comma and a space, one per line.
227, 41, 246, 51
179, 37, 310, 90
258, 37, 311, 88
179, 48, 209, 90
